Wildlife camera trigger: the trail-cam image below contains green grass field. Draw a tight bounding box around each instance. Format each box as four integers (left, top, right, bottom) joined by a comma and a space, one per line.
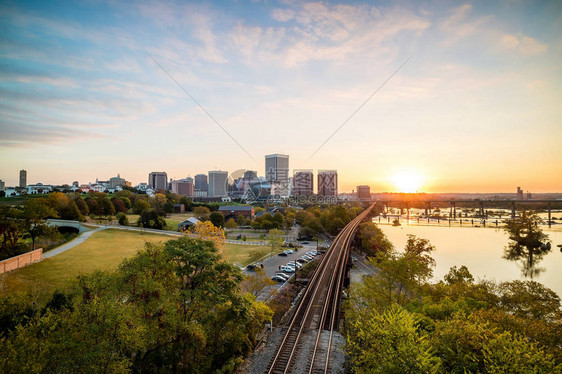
0, 227, 273, 303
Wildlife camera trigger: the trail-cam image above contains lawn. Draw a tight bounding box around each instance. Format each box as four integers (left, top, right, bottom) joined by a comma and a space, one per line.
0, 229, 173, 303
222, 244, 282, 266
0, 227, 276, 303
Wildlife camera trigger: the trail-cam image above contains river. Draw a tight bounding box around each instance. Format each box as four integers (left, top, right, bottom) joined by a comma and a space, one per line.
376, 222, 562, 297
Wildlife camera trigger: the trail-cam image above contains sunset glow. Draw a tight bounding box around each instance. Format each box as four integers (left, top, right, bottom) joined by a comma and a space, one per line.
391, 172, 424, 193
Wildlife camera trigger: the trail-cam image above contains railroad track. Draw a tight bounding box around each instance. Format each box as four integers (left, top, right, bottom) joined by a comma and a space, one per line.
266, 203, 375, 374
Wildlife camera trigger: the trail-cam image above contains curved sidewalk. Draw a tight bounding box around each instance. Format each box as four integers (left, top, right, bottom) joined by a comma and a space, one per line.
43, 227, 107, 259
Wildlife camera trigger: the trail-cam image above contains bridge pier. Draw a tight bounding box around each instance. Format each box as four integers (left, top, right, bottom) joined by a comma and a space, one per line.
511, 202, 516, 219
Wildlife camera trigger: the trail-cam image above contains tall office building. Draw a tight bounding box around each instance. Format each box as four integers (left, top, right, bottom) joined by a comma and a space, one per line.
318, 170, 338, 197
148, 172, 168, 191
357, 185, 371, 201
293, 170, 314, 196
0, 180, 5, 192
19, 170, 27, 188
194, 174, 208, 193
208, 171, 228, 197
265, 154, 289, 195
171, 179, 194, 196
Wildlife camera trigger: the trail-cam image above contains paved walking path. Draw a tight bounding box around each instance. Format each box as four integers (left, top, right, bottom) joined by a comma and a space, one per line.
43, 227, 107, 259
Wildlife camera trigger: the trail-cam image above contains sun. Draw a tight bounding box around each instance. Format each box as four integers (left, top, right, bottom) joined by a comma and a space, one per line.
391, 172, 423, 193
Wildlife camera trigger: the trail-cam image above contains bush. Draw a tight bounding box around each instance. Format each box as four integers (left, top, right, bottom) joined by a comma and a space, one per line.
116, 213, 128, 226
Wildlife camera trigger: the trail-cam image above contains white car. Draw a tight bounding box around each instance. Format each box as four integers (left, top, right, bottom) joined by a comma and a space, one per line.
275, 273, 291, 281
280, 266, 295, 273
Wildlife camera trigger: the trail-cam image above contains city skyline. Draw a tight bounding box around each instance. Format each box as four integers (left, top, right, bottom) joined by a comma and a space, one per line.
1, 1, 561, 193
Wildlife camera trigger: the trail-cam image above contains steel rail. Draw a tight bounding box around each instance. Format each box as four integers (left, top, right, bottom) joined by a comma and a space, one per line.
267, 204, 374, 374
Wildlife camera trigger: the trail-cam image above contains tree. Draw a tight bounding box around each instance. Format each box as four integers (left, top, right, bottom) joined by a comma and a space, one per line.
116, 212, 129, 226
346, 304, 441, 373
209, 212, 225, 228
111, 198, 128, 213
0, 206, 25, 255
358, 222, 393, 257
73, 197, 89, 216
431, 311, 558, 373
241, 267, 275, 297
137, 211, 166, 230
189, 221, 226, 252
85, 198, 101, 217
179, 196, 193, 211
268, 229, 284, 255
193, 206, 211, 220
444, 265, 474, 285
99, 198, 115, 217
60, 200, 83, 221
150, 193, 167, 213
225, 218, 238, 229
360, 235, 435, 308
504, 211, 551, 278
133, 199, 151, 215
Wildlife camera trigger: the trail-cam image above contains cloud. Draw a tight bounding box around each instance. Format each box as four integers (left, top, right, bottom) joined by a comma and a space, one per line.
231, 3, 430, 67
271, 8, 294, 22
0, 120, 109, 148
439, 4, 492, 45
499, 34, 547, 55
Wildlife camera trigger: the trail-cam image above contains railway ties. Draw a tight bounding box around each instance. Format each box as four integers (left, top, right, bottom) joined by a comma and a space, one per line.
265, 203, 376, 374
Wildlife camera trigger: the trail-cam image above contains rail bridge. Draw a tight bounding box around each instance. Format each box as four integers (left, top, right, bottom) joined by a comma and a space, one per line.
371, 199, 561, 225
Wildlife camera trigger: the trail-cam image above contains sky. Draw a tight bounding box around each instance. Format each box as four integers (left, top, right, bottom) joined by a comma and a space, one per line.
1, 0, 561, 193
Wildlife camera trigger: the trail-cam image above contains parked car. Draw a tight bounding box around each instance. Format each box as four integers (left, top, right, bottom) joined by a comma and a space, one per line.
302, 255, 313, 261
302, 241, 309, 244
283, 249, 294, 254
296, 258, 308, 264
286, 262, 302, 269
275, 273, 291, 281
246, 263, 263, 271
278, 252, 288, 257
271, 275, 287, 283
280, 266, 295, 273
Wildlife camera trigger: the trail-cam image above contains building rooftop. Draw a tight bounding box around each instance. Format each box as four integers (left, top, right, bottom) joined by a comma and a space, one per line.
218, 205, 254, 211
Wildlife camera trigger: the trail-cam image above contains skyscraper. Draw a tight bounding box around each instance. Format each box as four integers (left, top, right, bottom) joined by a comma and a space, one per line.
265, 154, 289, 195
318, 170, 338, 197
19, 170, 27, 188
293, 170, 313, 196
148, 172, 168, 191
357, 185, 371, 201
194, 174, 208, 193
171, 179, 194, 196
208, 171, 228, 197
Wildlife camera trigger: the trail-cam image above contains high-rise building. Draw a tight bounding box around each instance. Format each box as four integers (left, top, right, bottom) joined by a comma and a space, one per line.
148, 172, 168, 191
318, 170, 338, 197
0, 180, 5, 192
265, 154, 289, 195
19, 170, 27, 188
293, 170, 313, 196
194, 174, 208, 193
357, 185, 371, 201
243, 170, 258, 180
517, 186, 524, 200
171, 179, 194, 196
208, 171, 228, 197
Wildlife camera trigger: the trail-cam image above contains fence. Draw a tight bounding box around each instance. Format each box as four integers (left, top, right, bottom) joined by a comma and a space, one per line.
0, 248, 43, 274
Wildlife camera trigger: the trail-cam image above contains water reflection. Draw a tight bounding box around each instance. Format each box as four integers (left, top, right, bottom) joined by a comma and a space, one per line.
503, 211, 552, 278
376, 221, 562, 297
